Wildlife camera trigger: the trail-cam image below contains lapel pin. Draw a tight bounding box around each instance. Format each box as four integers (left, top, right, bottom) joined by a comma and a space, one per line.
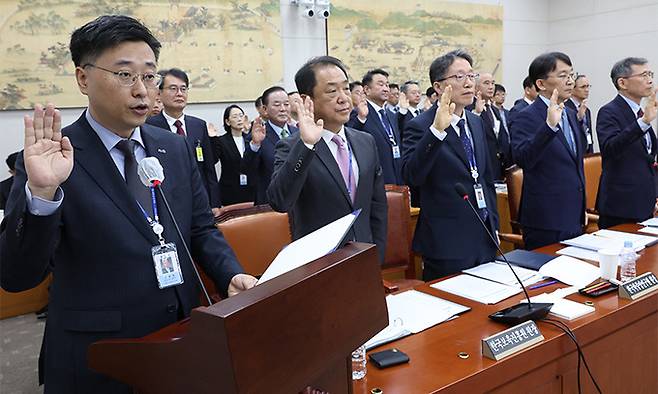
157, 148, 166, 154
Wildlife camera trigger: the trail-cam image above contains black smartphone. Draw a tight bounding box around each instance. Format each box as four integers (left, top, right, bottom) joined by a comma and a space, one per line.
369, 348, 410, 369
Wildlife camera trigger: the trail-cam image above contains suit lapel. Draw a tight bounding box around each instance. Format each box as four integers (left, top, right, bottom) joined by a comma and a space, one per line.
466, 112, 488, 176
368, 102, 391, 142
315, 138, 353, 206
444, 124, 470, 170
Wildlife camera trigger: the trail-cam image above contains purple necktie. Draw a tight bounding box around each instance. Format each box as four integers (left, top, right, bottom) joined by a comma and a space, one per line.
332, 134, 356, 203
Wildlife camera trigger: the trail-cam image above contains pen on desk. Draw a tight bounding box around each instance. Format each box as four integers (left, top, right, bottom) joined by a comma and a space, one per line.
528, 280, 558, 290
582, 281, 609, 292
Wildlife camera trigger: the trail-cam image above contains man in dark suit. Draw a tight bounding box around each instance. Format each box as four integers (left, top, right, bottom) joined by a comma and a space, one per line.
492, 83, 513, 171
402, 49, 499, 280
596, 57, 657, 228
0, 152, 18, 210
0, 16, 256, 393
347, 68, 403, 185
397, 80, 423, 140
565, 74, 594, 153
146, 68, 221, 214
267, 56, 388, 262
511, 52, 586, 250
509, 76, 538, 122
242, 86, 299, 205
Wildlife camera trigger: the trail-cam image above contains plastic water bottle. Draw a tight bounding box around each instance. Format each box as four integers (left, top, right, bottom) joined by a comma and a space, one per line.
351, 345, 367, 380
620, 240, 637, 282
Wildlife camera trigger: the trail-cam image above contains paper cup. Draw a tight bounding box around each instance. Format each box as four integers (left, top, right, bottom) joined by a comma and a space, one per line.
598, 248, 619, 280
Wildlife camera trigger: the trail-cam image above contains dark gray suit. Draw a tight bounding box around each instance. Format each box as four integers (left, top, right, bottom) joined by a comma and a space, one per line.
267, 128, 387, 262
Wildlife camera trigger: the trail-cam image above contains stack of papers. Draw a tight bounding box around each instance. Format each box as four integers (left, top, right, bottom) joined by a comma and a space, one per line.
556, 246, 600, 262
561, 233, 644, 252
365, 290, 469, 350
638, 227, 658, 236
537, 255, 600, 288
463, 262, 543, 287
431, 274, 522, 304
594, 229, 658, 248
521, 291, 594, 320
639, 218, 658, 227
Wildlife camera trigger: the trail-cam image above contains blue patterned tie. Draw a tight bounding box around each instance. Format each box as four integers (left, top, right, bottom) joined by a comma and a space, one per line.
560, 111, 576, 154
457, 119, 488, 222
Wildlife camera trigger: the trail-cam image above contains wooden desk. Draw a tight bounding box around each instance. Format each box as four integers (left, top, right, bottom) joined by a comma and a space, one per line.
354, 224, 658, 393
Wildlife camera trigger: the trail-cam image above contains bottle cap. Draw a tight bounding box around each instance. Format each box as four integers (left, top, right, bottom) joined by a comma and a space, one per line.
624, 240, 633, 248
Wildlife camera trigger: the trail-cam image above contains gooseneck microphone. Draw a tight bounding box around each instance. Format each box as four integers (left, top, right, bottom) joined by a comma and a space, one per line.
138, 157, 212, 306
454, 183, 552, 325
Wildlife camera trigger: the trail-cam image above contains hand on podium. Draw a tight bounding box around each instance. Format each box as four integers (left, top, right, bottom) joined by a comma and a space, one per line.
228, 273, 258, 297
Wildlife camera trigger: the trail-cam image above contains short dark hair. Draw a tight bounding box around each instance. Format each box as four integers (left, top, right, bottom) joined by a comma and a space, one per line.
261, 86, 287, 105
255, 96, 263, 108
610, 57, 648, 90
522, 76, 534, 89
6, 152, 19, 172
349, 81, 362, 91
528, 52, 572, 90
429, 49, 473, 83
158, 68, 189, 89
295, 56, 349, 97
389, 83, 399, 90
494, 84, 506, 95
362, 68, 389, 87
70, 15, 161, 67
401, 80, 419, 94
426, 86, 436, 97
288, 91, 299, 96
223, 104, 245, 133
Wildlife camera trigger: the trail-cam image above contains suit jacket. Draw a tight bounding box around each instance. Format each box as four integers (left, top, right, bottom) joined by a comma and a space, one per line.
146, 113, 221, 208
347, 102, 403, 185
0, 177, 12, 210
479, 104, 511, 181
243, 122, 299, 205
0, 114, 243, 393
596, 94, 657, 220
564, 98, 594, 153
210, 133, 256, 206
401, 104, 499, 270
267, 128, 387, 262
509, 99, 530, 123
511, 98, 586, 232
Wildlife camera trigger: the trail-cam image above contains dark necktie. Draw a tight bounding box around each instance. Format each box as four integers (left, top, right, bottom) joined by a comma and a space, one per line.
638, 109, 651, 152
116, 139, 152, 217
174, 119, 185, 136
456, 119, 488, 221
637, 108, 644, 119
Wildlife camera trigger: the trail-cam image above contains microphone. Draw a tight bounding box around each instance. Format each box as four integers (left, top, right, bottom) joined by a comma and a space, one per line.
454, 183, 552, 325
138, 158, 212, 306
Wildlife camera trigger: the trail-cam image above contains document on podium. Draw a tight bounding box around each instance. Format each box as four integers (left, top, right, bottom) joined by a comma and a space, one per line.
538, 255, 599, 288
257, 210, 360, 284
365, 290, 469, 350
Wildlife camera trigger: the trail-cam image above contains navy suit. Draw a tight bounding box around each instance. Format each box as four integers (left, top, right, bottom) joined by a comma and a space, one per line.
267, 128, 388, 262
564, 98, 594, 154
347, 102, 403, 185
596, 94, 656, 228
479, 104, 511, 181
146, 113, 221, 208
210, 133, 256, 206
402, 105, 499, 280
0, 176, 12, 210
242, 122, 298, 205
509, 99, 530, 123
511, 98, 586, 249
0, 114, 243, 393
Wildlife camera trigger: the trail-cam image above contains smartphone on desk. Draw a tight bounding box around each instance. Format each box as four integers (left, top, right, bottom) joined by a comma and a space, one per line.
369, 348, 410, 369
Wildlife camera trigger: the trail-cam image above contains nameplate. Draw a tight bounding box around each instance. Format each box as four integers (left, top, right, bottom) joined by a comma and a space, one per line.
619, 272, 658, 300
482, 320, 544, 361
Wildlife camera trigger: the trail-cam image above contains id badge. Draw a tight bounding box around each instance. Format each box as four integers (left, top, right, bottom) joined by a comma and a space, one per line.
392, 145, 401, 159
195, 146, 204, 162
152, 243, 184, 289
239, 174, 248, 186
586, 133, 593, 145
474, 184, 487, 209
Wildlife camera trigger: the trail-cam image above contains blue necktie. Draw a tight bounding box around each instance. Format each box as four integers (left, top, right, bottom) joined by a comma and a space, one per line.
457, 119, 488, 222
638, 109, 652, 152
379, 109, 395, 142
560, 111, 576, 154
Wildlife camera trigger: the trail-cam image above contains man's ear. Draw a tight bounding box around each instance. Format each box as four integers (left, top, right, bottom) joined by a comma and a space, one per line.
432, 81, 442, 96
75, 67, 89, 96
535, 78, 547, 93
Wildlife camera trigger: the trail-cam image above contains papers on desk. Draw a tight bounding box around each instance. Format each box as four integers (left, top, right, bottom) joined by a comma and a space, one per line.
639, 218, 658, 227
463, 262, 544, 287
556, 246, 600, 262
594, 229, 658, 247
521, 292, 594, 320
638, 226, 658, 236
257, 210, 360, 284
364, 290, 469, 350
537, 255, 600, 288
431, 274, 523, 304
561, 233, 644, 252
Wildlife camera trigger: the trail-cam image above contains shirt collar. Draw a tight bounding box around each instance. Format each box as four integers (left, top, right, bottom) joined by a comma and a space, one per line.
162, 110, 184, 127
267, 120, 288, 137
321, 126, 347, 145
524, 97, 534, 105
367, 99, 385, 114
85, 110, 143, 152
538, 94, 551, 107
570, 97, 582, 107
619, 93, 642, 114
449, 108, 468, 129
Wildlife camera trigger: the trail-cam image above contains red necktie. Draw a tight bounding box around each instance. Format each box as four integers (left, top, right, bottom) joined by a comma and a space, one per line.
174, 119, 185, 136
637, 109, 644, 119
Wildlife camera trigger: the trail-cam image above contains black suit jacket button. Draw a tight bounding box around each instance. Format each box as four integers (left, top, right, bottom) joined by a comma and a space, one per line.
166, 304, 177, 313
578, 187, 583, 192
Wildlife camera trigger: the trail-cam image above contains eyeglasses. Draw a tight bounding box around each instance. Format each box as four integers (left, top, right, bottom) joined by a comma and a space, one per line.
547, 72, 576, 81
165, 85, 189, 94
438, 73, 479, 83
83, 64, 161, 88
623, 71, 654, 80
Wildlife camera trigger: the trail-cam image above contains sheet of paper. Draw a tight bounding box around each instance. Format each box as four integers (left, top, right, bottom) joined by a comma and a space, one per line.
521, 293, 594, 320
639, 226, 658, 236
556, 246, 601, 262
594, 229, 658, 247
538, 255, 600, 288
639, 218, 658, 227
431, 274, 522, 304
463, 262, 543, 287
257, 210, 359, 284
561, 233, 644, 252
365, 290, 469, 350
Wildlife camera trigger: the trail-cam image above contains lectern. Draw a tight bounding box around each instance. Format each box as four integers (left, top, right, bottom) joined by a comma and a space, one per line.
88, 243, 387, 393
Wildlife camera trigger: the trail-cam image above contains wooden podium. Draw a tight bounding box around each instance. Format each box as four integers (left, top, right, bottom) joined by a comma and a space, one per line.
88, 242, 387, 393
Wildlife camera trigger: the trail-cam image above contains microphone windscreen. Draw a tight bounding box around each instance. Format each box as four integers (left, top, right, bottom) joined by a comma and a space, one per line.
454, 182, 468, 197
138, 157, 165, 187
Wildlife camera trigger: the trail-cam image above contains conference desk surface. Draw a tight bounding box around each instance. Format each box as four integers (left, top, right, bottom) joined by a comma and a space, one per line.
354, 224, 658, 394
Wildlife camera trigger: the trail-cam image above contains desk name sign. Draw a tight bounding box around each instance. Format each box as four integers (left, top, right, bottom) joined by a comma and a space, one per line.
482, 320, 544, 361
619, 272, 658, 300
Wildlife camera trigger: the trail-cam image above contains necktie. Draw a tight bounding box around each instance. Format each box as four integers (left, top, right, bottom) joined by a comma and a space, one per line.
115, 139, 152, 217
637, 108, 644, 119
281, 127, 290, 139
638, 109, 652, 152
378, 109, 395, 143
173, 119, 185, 136
456, 119, 488, 221
332, 134, 356, 203
560, 111, 576, 154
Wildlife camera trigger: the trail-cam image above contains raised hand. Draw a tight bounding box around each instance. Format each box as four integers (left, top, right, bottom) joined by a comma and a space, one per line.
642, 88, 658, 124
474, 91, 485, 114
432, 85, 455, 132
250, 116, 266, 145
546, 89, 564, 129
207, 122, 219, 137
577, 99, 588, 121
24, 103, 73, 200
295, 96, 324, 145
357, 99, 369, 120
398, 91, 409, 110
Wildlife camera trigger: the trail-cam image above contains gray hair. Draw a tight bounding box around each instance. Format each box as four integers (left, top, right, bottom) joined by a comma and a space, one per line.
400, 80, 419, 94
610, 57, 648, 90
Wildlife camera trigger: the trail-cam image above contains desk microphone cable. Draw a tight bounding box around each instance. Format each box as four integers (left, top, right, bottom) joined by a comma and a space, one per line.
541, 318, 602, 394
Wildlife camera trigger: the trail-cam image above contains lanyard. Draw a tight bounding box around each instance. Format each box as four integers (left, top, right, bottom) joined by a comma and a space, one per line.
347, 145, 354, 198
379, 110, 398, 146
137, 187, 165, 245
